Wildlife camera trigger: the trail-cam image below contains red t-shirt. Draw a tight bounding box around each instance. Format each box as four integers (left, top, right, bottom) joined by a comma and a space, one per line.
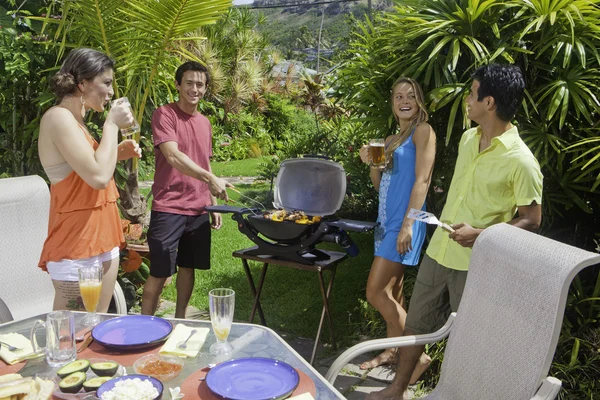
151, 103, 213, 216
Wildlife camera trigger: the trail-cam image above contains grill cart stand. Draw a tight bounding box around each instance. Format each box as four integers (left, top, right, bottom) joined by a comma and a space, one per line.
232, 247, 347, 365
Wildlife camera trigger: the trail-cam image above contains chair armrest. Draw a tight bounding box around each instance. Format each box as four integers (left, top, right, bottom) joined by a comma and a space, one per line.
530, 377, 561, 400
324, 313, 456, 383
112, 284, 128, 315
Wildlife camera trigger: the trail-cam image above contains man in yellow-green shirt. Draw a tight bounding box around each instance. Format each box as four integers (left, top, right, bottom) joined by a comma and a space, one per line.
368, 64, 543, 400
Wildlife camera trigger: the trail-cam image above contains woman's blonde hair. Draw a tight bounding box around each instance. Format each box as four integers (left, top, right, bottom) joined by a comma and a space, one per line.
384, 77, 429, 169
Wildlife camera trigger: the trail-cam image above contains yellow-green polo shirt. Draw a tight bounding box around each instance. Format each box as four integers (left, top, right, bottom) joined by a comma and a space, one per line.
426, 125, 543, 271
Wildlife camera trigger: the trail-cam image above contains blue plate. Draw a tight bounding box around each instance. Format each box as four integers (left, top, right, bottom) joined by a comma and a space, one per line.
205, 357, 300, 400
97, 375, 163, 400
92, 315, 172, 350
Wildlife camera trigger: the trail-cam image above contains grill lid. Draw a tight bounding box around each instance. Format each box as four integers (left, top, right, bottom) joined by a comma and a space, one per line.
273, 157, 346, 216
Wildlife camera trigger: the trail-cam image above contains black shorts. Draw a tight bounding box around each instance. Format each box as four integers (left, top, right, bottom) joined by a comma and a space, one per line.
147, 210, 211, 278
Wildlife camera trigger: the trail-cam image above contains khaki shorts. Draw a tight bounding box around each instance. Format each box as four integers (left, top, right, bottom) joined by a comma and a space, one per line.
405, 255, 468, 334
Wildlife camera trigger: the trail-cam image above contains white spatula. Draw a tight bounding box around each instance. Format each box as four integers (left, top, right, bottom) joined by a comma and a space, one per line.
408, 209, 455, 233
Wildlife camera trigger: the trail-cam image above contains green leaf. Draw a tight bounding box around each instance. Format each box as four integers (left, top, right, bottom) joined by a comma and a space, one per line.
446, 93, 463, 146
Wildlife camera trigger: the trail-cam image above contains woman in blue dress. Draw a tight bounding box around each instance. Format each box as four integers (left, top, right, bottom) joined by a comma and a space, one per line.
358, 77, 436, 382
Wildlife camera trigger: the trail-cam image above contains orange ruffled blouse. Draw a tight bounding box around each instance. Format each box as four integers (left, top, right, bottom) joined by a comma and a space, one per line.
38, 132, 125, 271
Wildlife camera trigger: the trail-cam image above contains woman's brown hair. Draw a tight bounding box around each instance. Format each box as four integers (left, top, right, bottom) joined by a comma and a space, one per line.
49, 48, 115, 102
384, 77, 429, 169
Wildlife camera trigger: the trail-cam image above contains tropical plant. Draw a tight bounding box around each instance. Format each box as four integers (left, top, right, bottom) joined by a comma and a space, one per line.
32, 0, 232, 225
0, 3, 56, 178
335, 0, 600, 247
188, 8, 278, 119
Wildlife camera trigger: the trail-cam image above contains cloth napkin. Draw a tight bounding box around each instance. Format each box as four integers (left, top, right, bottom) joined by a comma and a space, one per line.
0, 333, 40, 365
159, 324, 209, 358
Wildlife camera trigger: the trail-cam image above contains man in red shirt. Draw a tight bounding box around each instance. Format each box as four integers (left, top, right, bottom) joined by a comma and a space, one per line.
141, 61, 232, 318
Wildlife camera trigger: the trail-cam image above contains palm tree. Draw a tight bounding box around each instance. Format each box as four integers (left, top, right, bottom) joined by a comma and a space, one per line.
188, 8, 278, 120
35, 0, 231, 224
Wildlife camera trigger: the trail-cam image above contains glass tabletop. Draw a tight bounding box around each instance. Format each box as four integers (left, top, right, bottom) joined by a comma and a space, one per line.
0, 312, 344, 399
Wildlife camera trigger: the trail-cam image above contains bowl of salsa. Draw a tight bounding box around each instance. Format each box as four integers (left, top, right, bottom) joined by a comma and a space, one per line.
132, 354, 185, 382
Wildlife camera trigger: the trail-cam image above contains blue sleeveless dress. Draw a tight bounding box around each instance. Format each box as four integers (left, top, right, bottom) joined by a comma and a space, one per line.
374, 129, 426, 265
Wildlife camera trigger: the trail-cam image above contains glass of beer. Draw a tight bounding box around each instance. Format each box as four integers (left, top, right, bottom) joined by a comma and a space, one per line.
78, 266, 103, 326
369, 138, 386, 168
110, 97, 140, 139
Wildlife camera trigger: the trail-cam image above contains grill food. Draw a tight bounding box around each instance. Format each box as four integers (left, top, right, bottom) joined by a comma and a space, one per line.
262, 209, 322, 224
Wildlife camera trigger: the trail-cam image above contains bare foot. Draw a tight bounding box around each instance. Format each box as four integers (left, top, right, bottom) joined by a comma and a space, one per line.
366, 385, 411, 400
408, 353, 431, 385
360, 349, 398, 370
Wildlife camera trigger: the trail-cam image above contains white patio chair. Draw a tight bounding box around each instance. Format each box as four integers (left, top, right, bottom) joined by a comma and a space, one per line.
0, 175, 127, 322
325, 223, 600, 400
0, 297, 13, 324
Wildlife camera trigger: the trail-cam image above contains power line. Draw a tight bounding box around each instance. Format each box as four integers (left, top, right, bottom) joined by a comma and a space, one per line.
246, 0, 360, 10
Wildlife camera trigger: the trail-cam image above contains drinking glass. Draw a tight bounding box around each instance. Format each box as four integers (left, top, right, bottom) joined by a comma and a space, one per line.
209, 288, 235, 357
31, 311, 76, 367
111, 97, 140, 138
78, 266, 103, 326
369, 138, 386, 168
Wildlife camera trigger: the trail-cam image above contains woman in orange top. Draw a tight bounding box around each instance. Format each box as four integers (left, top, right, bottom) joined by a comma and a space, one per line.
38, 48, 142, 311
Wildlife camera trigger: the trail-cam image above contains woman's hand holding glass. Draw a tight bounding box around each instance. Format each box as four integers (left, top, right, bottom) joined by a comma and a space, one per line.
359, 144, 371, 165
106, 102, 135, 132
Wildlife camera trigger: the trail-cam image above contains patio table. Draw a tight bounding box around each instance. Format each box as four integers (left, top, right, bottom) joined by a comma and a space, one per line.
0, 312, 345, 399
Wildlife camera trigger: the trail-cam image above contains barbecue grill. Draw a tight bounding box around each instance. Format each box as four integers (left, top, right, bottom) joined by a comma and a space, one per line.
207, 157, 376, 265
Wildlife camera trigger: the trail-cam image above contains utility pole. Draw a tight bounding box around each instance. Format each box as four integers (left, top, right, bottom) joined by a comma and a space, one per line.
316, 5, 325, 73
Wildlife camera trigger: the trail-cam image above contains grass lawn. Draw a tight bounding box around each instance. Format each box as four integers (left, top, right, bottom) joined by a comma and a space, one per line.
209, 156, 269, 177
160, 181, 381, 346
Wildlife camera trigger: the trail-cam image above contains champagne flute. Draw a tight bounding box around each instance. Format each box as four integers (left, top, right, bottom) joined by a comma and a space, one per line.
209, 288, 235, 357
78, 266, 103, 326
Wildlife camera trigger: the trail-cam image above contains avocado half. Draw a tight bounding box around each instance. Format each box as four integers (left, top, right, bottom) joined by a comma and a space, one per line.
90, 361, 120, 377
56, 359, 90, 378
59, 371, 86, 393
83, 376, 113, 391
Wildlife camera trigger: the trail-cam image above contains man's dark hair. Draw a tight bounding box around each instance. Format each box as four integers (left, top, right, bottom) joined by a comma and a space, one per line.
175, 61, 210, 86
471, 64, 525, 122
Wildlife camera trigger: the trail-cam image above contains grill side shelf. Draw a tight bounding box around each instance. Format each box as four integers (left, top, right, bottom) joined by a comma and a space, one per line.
206, 204, 260, 215
327, 219, 377, 232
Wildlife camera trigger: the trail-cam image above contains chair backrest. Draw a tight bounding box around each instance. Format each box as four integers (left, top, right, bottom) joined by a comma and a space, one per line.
435, 223, 600, 400
0, 175, 54, 321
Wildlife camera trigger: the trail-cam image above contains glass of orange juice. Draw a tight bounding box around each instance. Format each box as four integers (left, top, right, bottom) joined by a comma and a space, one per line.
209, 288, 235, 357
78, 266, 103, 326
